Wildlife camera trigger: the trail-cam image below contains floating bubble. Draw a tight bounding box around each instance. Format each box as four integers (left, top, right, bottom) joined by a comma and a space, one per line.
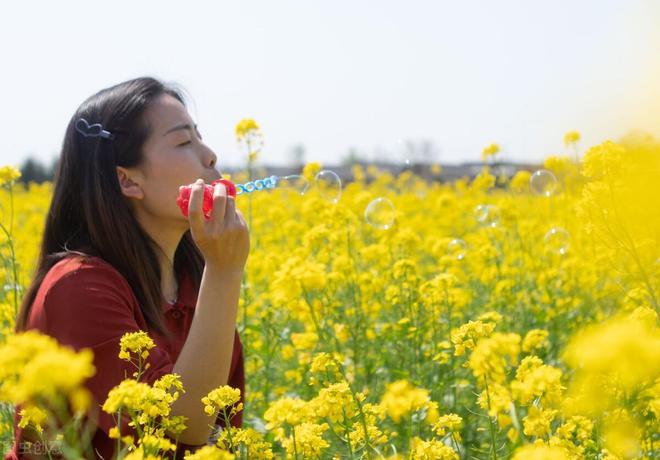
530, 169, 558, 197
544, 227, 570, 255
365, 197, 395, 230
474, 204, 500, 227
276, 175, 309, 195
447, 239, 467, 260
314, 170, 342, 203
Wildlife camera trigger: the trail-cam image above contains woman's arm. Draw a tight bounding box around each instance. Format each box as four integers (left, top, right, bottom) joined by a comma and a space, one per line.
168, 266, 242, 445
168, 179, 249, 445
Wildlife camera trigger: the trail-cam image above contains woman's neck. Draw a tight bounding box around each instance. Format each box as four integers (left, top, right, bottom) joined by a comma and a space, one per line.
134, 210, 189, 303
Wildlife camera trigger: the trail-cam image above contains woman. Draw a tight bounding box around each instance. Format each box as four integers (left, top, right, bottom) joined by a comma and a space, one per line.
5, 76, 250, 459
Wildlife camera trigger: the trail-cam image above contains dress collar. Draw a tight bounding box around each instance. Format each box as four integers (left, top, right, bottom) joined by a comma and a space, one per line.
161, 270, 196, 314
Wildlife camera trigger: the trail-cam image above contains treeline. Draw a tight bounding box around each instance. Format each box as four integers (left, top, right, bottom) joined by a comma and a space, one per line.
18, 156, 59, 184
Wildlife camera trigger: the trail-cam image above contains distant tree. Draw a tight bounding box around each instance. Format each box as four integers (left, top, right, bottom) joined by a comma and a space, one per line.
49, 155, 59, 179
19, 155, 52, 184
397, 139, 440, 164
416, 139, 440, 163
287, 144, 306, 168
341, 147, 363, 166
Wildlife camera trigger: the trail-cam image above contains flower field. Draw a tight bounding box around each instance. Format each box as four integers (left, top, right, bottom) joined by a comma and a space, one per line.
0, 130, 659, 459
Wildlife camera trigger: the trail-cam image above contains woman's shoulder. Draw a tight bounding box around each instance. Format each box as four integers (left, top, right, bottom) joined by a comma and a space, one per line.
27, 253, 140, 335
41, 252, 133, 299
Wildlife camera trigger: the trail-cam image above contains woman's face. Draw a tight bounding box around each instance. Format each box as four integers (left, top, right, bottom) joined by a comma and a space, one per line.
118, 93, 221, 221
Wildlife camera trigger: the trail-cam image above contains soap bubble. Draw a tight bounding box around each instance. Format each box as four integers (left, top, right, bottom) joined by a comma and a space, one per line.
544, 227, 570, 255
314, 170, 342, 203
530, 169, 558, 197
447, 239, 467, 260
277, 175, 309, 195
474, 204, 500, 227
365, 197, 395, 230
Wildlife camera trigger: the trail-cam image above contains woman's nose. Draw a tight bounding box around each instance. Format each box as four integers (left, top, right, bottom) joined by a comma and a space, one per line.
207, 150, 218, 169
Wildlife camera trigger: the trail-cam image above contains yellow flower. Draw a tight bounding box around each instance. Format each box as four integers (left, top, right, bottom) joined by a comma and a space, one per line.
184, 445, 236, 459
470, 167, 496, 191
467, 332, 520, 384
0, 165, 21, 186
563, 310, 660, 395
290, 331, 318, 351
379, 380, 435, 423
263, 396, 312, 429
477, 382, 512, 417
229, 427, 274, 459
235, 118, 260, 140
108, 426, 120, 439
481, 143, 500, 161
309, 382, 362, 423
409, 436, 459, 459
602, 411, 642, 460
308, 352, 344, 385
510, 170, 531, 192
522, 329, 550, 353
202, 385, 242, 416
554, 416, 593, 443
119, 331, 155, 362
280, 422, 330, 458
18, 404, 48, 434
511, 442, 568, 460
563, 130, 581, 146
139, 433, 176, 453
432, 413, 463, 437
450, 320, 496, 356
511, 356, 563, 406
302, 161, 322, 182
523, 406, 558, 438
0, 331, 95, 405
332, 323, 350, 344
102, 379, 151, 414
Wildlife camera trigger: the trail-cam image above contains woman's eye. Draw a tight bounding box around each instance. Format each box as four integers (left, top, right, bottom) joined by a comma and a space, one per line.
177, 140, 191, 147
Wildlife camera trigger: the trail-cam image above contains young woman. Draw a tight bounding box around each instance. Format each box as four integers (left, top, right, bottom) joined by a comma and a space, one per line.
5, 77, 250, 459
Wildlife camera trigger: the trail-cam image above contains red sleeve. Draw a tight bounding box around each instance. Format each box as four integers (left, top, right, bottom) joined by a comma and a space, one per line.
39, 264, 178, 440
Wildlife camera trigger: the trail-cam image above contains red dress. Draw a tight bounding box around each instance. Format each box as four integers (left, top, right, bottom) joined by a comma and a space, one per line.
4, 255, 245, 459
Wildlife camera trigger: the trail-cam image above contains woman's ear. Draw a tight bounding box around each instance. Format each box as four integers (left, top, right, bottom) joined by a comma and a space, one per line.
116, 166, 144, 200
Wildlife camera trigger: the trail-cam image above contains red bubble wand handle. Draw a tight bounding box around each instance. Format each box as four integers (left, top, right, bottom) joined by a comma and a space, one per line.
176, 179, 237, 220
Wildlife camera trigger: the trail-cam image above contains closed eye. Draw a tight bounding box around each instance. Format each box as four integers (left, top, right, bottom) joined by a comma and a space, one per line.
177, 127, 202, 147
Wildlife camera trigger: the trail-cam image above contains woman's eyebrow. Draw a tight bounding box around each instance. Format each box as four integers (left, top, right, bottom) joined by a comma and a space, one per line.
163, 123, 197, 137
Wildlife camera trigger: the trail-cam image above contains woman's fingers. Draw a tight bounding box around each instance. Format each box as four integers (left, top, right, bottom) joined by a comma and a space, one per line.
224, 194, 236, 223
235, 208, 246, 227
187, 179, 206, 236
211, 182, 228, 232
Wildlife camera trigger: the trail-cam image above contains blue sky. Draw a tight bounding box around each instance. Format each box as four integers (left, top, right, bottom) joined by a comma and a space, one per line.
2, 0, 659, 168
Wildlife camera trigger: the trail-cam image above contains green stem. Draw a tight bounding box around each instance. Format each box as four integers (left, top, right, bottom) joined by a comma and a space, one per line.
484, 378, 498, 460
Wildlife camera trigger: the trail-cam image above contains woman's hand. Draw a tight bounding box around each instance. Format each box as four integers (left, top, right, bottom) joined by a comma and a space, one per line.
185, 179, 249, 273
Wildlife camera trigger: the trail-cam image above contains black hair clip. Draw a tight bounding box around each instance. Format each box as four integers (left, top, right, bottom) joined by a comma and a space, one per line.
75, 118, 116, 140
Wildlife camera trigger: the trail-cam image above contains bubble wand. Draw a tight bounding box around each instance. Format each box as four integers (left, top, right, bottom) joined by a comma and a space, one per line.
176, 175, 308, 219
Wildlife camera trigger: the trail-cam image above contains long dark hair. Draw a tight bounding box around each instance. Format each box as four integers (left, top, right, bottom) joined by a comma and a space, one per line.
16, 76, 204, 339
